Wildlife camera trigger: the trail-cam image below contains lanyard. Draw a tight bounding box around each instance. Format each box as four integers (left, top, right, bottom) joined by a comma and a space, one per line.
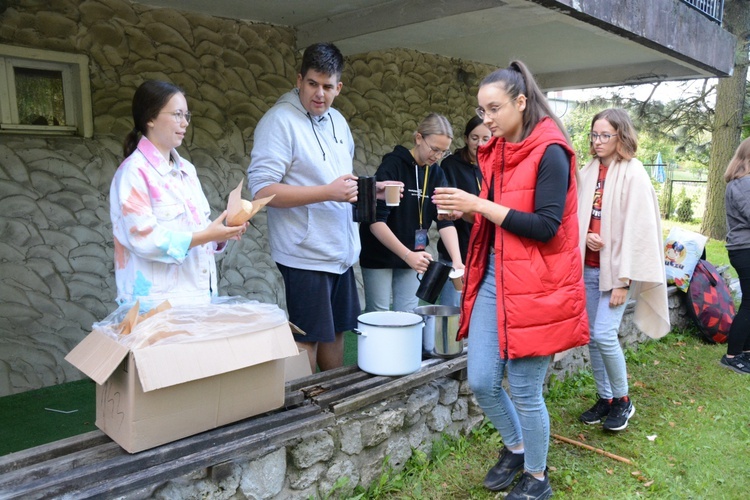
415, 163, 429, 227
473, 162, 482, 192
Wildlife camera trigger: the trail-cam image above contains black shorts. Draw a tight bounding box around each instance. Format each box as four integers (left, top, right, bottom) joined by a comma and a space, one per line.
277, 263, 361, 343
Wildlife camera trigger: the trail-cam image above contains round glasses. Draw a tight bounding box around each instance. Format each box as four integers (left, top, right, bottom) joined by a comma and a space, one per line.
161, 110, 192, 124
475, 98, 516, 120
422, 136, 451, 159
590, 133, 616, 144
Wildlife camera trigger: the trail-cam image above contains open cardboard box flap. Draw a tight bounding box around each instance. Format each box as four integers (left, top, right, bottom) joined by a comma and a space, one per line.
65, 329, 130, 385
66, 300, 298, 392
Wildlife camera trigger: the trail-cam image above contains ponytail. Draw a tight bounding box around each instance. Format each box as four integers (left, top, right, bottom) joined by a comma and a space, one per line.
123, 128, 140, 158
481, 60, 570, 144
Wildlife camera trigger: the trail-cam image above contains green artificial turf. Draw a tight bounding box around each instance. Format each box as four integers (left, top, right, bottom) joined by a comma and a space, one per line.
0, 379, 96, 456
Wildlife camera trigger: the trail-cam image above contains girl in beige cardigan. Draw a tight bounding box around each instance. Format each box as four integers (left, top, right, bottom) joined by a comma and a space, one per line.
577, 109, 669, 432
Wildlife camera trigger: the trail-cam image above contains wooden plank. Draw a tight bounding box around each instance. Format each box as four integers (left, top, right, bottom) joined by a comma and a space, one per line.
304, 357, 449, 408
285, 364, 359, 392
1, 404, 323, 498
311, 375, 391, 408
0, 431, 110, 474
14, 411, 336, 499
0, 442, 125, 491
331, 355, 467, 416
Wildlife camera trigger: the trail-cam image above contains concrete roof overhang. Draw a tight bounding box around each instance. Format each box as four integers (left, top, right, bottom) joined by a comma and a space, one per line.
139, 0, 736, 90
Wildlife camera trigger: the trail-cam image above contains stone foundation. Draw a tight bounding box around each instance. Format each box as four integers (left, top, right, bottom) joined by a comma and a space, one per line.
142, 377, 482, 500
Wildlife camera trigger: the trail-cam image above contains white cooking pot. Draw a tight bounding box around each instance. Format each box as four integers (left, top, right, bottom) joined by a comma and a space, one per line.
354, 311, 424, 376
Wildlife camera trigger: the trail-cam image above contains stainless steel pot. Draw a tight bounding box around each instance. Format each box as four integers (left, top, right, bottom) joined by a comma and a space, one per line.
413, 305, 463, 358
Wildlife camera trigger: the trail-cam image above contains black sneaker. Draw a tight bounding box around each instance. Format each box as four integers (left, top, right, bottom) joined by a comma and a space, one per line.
579, 396, 612, 425
603, 396, 635, 431
506, 469, 552, 500
483, 446, 524, 491
721, 354, 750, 374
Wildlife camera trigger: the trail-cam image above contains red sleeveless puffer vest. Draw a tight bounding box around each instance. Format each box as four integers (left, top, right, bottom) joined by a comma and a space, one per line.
458, 117, 589, 359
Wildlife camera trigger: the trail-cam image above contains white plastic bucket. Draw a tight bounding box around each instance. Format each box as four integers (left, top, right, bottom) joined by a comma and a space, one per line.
354, 311, 424, 376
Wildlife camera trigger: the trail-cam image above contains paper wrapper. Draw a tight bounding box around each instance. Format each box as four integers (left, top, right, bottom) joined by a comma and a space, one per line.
226, 180, 274, 226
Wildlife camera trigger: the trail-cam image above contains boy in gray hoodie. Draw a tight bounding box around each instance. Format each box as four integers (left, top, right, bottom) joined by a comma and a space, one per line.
247, 43, 359, 373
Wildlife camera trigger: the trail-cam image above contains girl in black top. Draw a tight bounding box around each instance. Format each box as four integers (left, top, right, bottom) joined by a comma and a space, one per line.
437, 117, 491, 306
359, 113, 464, 313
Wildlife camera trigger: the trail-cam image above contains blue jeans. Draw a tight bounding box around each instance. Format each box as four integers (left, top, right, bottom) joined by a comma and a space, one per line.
584, 265, 629, 399
467, 259, 551, 474
362, 267, 420, 313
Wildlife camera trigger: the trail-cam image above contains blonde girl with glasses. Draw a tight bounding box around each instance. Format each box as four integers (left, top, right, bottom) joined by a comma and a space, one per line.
359, 113, 464, 314
577, 108, 669, 431
432, 60, 589, 499
110, 80, 246, 309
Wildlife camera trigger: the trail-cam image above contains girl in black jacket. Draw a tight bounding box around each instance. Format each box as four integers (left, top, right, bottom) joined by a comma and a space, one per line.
359, 113, 464, 312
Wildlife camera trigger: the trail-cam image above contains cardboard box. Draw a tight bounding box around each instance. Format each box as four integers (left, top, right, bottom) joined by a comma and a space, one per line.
284, 347, 313, 382
65, 302, 299, 453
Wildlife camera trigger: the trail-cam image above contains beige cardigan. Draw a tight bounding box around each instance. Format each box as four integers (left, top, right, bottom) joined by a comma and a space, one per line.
578, 157, 670, 339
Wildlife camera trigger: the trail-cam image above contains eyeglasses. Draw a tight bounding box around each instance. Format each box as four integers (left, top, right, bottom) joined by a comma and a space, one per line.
161, 110, 192, 124
476, 98, 516, 120
422, 136, 451, 159
590, 133, 616, 144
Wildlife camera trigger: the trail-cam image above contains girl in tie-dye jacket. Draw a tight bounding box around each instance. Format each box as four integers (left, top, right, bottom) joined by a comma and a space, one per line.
110, 81, 245, 309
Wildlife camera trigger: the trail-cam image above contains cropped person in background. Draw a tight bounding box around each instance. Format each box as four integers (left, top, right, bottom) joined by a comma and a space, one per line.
359, 113, 464, 314
722, 136, 750, 374
433, 61, 588, 499
437, 116, 491, 307
110, 80, 246, 309
577, 108, 669, 430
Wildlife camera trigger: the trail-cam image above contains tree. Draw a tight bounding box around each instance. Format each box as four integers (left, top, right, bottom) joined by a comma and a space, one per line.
701, 0, 750, 240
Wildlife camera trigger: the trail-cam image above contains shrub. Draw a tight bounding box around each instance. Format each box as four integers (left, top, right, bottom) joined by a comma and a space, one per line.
676, 197, 694, 222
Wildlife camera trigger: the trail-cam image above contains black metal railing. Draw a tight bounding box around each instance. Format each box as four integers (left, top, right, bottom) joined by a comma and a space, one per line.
681, 0, 724, 23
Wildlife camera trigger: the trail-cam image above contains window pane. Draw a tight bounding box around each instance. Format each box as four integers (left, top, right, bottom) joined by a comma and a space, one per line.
14, 67, 66, 126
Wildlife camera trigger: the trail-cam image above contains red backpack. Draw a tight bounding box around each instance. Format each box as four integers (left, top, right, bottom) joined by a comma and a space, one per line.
685, 260, 735, 344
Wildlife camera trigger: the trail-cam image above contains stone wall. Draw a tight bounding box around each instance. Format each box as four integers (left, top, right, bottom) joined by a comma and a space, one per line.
0, 0, 494, 395
127, 375, 483, 500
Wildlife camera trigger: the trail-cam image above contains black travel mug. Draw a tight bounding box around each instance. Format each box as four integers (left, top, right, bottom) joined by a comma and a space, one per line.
416, 260, 453, 304
353, 175, 377, 223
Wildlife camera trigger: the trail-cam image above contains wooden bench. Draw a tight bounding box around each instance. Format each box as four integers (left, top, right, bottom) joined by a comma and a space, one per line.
0, 355, 467, 499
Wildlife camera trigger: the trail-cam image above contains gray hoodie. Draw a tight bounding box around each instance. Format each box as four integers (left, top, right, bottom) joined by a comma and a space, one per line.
247, 89, 360, 273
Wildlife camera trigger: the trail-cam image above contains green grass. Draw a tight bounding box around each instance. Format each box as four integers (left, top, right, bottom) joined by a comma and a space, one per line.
354, 330, 750, 499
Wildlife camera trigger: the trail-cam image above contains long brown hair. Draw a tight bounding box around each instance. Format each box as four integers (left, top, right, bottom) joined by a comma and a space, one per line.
588, 108, 637, 161
725, 136, 750, 182
479, 60, 569, 144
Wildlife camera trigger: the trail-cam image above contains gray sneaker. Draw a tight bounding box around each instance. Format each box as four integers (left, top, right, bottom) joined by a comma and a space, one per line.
579, 396, 612, 425
483, 446, 524, 491
603, 396, 635, 431
506, 469, 552, 500
721, 354, 750, 374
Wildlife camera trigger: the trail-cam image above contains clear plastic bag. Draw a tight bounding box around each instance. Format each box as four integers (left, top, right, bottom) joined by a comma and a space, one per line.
93, 296, 288, 349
